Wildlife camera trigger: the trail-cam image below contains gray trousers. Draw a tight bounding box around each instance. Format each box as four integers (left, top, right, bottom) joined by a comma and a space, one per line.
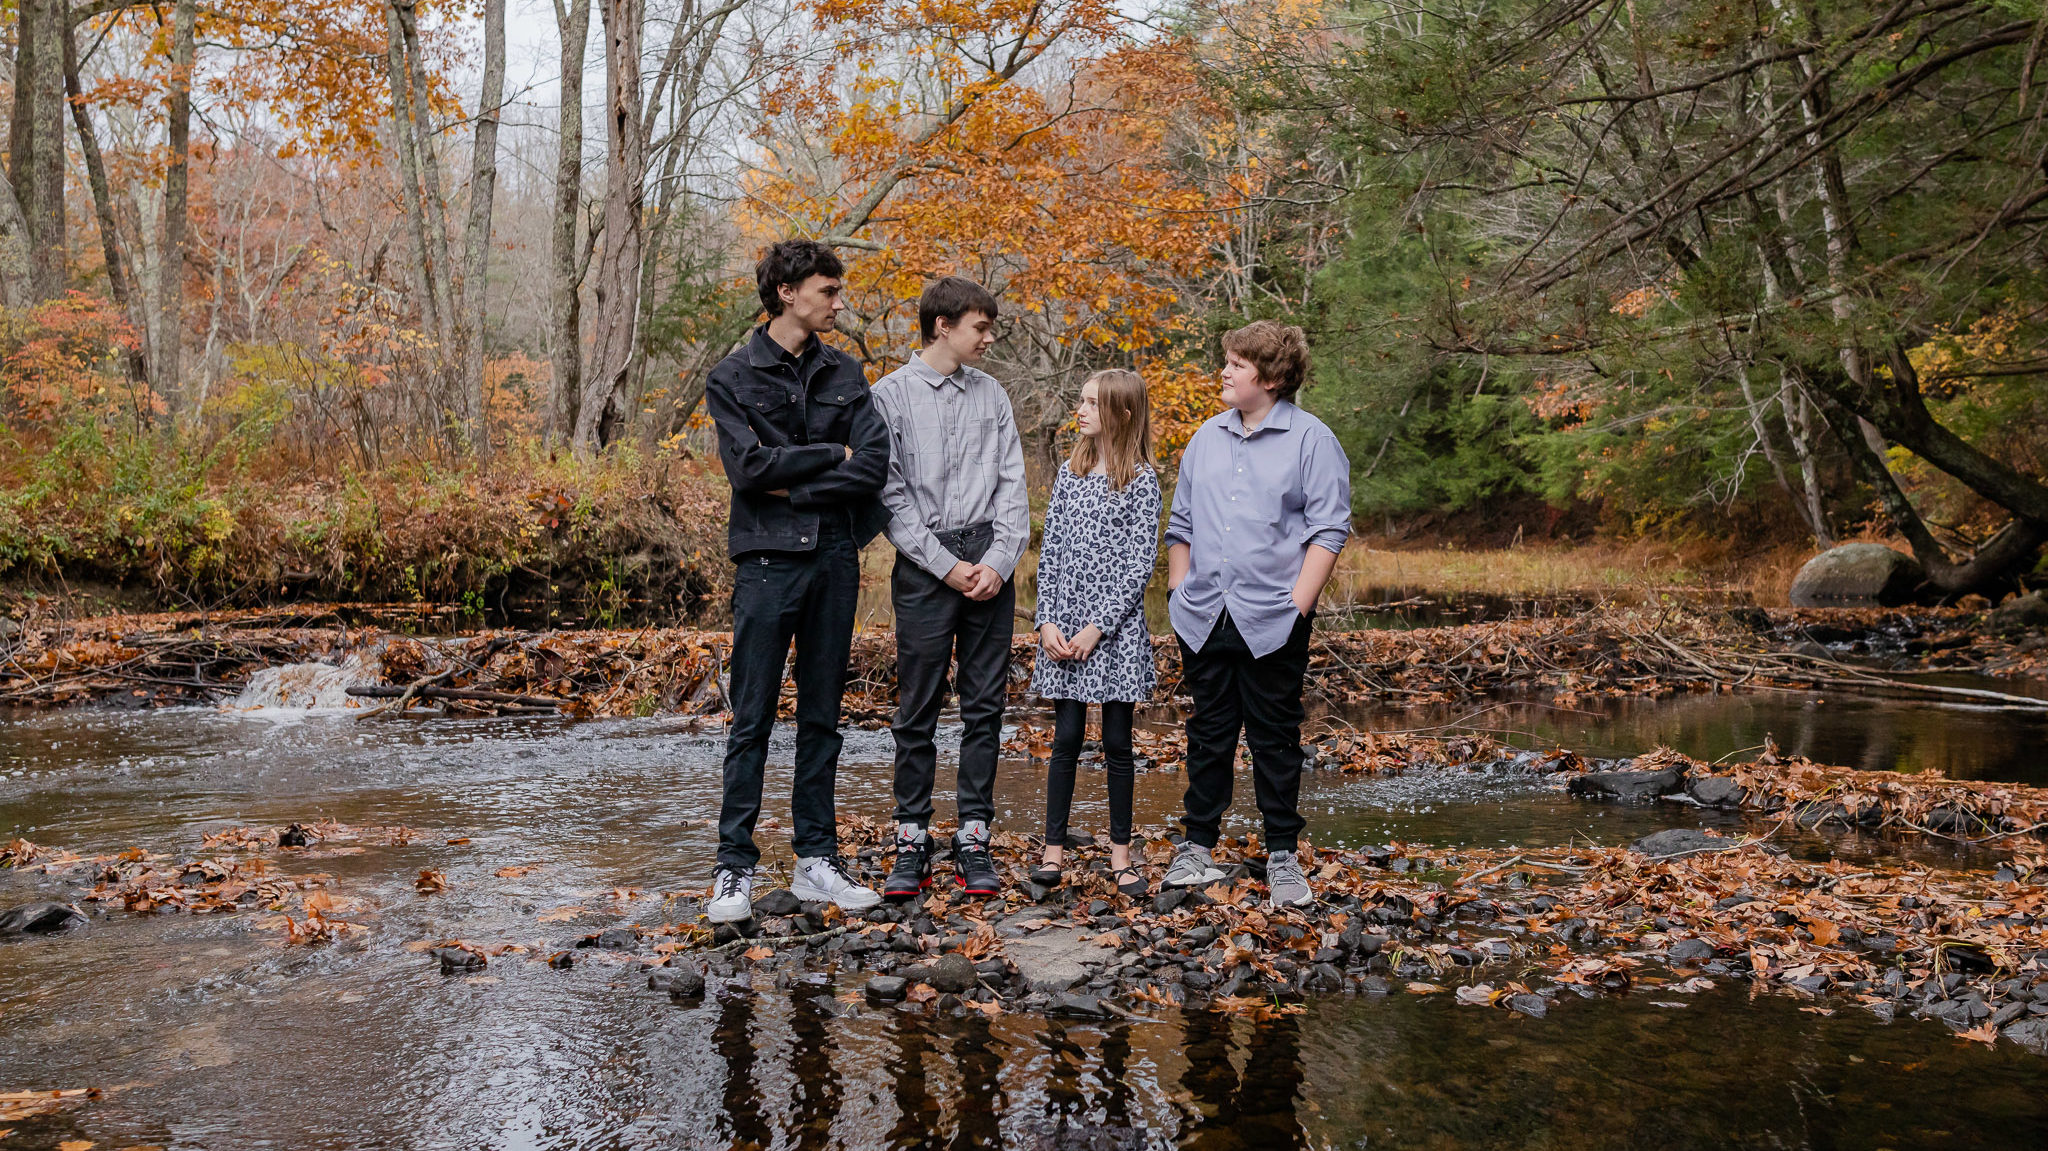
890, 522, 1013, 829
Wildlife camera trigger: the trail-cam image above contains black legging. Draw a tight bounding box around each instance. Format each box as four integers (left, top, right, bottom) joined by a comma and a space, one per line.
1043, 699, 1136, 847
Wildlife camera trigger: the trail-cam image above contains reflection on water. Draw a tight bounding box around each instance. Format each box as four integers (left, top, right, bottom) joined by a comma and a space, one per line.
2, 701, 2046, 1149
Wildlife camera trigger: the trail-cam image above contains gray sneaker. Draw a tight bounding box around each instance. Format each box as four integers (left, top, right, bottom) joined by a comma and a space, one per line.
1265, 850, 1313, 908
1162, 841, 1227, 888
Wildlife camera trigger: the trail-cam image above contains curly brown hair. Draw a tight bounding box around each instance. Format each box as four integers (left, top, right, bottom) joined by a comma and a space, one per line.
1221, 320, 1311, 401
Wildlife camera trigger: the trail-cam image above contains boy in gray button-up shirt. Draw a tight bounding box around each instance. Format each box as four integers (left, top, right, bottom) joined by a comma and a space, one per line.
1160, 321, 1351, 908
870, 276, 1031, 900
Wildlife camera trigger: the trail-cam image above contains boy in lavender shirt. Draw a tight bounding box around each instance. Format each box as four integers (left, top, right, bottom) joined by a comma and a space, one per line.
1160, 320, 1351, 908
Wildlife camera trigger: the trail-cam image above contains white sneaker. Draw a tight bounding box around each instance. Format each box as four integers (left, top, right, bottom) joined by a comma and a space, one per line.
1162, 841, 1227, 888
790, 855, 882, 913
706, 866, 754, 922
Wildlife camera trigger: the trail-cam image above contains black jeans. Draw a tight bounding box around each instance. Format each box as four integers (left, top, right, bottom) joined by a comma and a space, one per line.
1178, 609, 1311, 854
717, 520, 859, 870
1043, 698, 1136, 847
891, 522, 1014, 830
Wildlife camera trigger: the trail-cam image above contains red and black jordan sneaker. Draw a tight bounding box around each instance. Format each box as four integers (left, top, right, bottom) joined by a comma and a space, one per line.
882, 832, 932, 902
953, 835, 1001, 898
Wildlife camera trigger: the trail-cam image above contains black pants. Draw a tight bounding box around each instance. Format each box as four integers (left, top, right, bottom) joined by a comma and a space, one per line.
1043, 699, 1136, 846
717, 524, 859, 870
891, 523, 1013, 829
1178, 609, 1311, 854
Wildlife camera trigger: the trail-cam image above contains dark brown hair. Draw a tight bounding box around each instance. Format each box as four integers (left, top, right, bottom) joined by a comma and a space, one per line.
1221, 320, 1311, 401
918, 276, 1000, 342
1069, 369, 1155, 491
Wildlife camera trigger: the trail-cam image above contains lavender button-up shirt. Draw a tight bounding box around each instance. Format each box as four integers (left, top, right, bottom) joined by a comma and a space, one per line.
1165, 401, 1352, 656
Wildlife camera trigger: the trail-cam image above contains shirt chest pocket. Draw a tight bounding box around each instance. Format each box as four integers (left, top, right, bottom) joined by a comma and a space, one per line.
811, 388, 855, 439
738, 384, 795, 436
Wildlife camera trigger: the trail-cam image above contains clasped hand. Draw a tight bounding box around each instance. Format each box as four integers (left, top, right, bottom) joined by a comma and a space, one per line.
1038, 622, 1102, 661
944, 561, 1003, 601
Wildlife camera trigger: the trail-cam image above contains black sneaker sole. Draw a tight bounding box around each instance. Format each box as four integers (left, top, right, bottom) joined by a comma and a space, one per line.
882, 876, 931, 902
955, 875, 1000, 897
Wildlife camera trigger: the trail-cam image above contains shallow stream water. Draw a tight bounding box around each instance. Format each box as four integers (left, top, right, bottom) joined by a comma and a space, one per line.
4, 686, 2047, 1149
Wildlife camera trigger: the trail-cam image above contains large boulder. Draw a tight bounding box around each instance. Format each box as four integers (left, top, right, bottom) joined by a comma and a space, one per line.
0, 902, 87, 936
1787, 544, 1925, 607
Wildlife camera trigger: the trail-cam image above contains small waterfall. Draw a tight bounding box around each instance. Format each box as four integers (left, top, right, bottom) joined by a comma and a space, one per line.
232, 652, 380, 711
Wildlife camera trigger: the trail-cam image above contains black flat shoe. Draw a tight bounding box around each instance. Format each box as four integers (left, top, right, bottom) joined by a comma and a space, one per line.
1111, 865, 1149, 899
1029, 863, 1063, 887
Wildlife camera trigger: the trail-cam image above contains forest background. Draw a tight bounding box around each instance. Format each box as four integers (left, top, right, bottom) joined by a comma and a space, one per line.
2, 0, 2046, 615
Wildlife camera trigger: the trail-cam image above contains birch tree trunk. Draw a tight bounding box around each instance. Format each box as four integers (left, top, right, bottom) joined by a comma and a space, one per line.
574, 0, 646, 454
383, 2, 444, 347
62, 17, 145, 379
459, 0, 507, 456
550, 0, 592, 447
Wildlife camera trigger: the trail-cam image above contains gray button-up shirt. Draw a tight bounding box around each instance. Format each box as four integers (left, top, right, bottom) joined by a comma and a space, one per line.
1165, 401, 1352, 656
872, 352, 1031, 581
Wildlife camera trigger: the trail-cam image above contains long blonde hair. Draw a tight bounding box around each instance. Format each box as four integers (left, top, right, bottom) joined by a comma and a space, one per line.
1069, 369, 1154, 491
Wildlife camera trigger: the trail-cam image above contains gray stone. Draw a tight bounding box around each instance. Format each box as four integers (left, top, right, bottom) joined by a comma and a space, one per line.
1990, 591, 2048, 634
1569, 767, 1686, 801
1630, 828, 1737, 859
928, 952, 978, 994
865, 975, 909, 1002
1992, 1001, 2029, 1028
1306, 962, 1344, 991
1507, 993, 1548, 1018
1005, 926, 1095, 993
1051, 992, 1110, 1018
2005, 1018, 2048, 1053
752, 888, 803, 918
433, 946, 486, 973
1153, 889, 1189, 915
0, 901, 87, 936
596, 926, 639, 952
1787, 543, 1925, 607
1686, 776, 1745, 809
649, 965, 705, 997
1667, 938, 1716, 963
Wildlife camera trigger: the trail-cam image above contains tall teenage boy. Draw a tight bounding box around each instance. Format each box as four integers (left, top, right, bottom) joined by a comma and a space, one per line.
871, 276, 1031, 899
1161, 320, 1351, 908
702, 240, 892, 922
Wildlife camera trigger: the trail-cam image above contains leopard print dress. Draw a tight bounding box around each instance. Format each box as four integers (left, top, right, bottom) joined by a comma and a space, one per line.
1030, 462, 1161, 702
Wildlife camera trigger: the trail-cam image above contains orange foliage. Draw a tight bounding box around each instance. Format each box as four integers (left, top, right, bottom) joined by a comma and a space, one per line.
0, 294, 150, 423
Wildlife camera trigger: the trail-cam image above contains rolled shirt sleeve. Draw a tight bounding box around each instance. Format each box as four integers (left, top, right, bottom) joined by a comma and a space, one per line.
1301, 428, 1353, 555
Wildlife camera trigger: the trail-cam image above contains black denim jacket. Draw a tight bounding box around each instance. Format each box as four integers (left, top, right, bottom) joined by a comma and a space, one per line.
704, 325, 891, 558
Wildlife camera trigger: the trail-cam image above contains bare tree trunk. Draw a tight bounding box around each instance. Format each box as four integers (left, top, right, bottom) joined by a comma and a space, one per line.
9, 0, 68, 301
459, 0, 507, 457
156, 0, 197, 414
0, 169, 35, 310
549, 0, 591, 448
62, 17, 144, 377
382, 2, 443, 344
574, 0, 646, 454
396, 0, 456, 355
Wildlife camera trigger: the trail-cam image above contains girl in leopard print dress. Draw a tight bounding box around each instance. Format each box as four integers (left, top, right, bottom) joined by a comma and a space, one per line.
1031, 369, 1160, 897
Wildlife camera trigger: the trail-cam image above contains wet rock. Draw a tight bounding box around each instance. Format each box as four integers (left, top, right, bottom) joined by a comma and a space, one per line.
1153, 889, 1189, 915
865, 976, 908, 1002
2007, 1018, 2048, 1054
752, 889, 803, 918
277, 823, 314, 848
898, 963, 935, 986
596, 926, 639, 952
929, 952, 978, 994
1569, 766, 1686, 802
434, 946, 486, 973
0, 901, 87, 936
1051, 992, 1109, 1019
649, 965, 705, 997
1006, 926, 1094, 993
1306, 963, 1344, 992
548, 951, 575, 970
1992, 1001, 2029, 1028
1667, 938, 1716, 963
711, 922, 752, 945
1507, 993, 1548, 1018
1865, 1001, 1896, 1024
1357, 976, 1390, 995
1990, 591, 2048, 634
1183, 970, 1214, 991
1787, 543, 1925, 607
1914, 999, 1976, 1028
1686, 776, 1744, 809
1630, 829, 1737, 859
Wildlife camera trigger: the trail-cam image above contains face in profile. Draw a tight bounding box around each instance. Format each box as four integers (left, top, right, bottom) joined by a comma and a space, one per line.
780, 274, 846, 333
935, 310, 998, 365
1218, 350, 1272, 409
1076, 379, 1101, 437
